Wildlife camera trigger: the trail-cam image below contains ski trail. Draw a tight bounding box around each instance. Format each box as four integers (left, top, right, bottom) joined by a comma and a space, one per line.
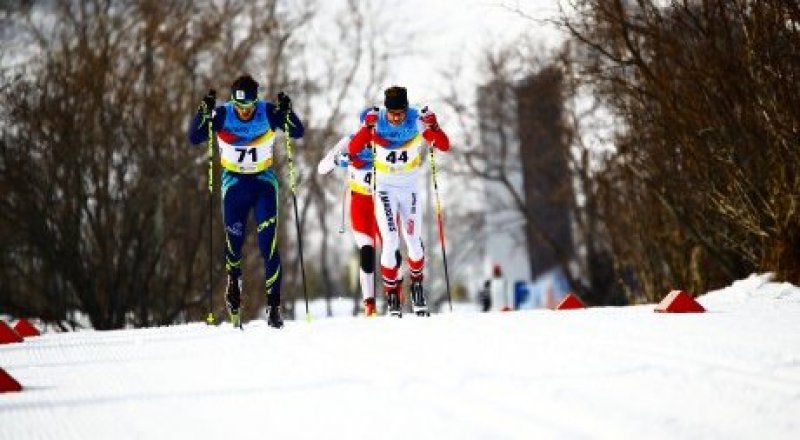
2, 287, 800, 440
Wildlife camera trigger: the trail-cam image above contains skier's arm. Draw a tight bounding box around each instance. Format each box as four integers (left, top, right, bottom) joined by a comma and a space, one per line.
267, 93, 304, 138
187, 107, 225, 145
347, 126, 372, 166
419, 107, 450, 151
347, 107, 379, 168
317, 136, 350, 175
423, 126, 450, 151
188, 90, 224, 145
269, 106, 304, 138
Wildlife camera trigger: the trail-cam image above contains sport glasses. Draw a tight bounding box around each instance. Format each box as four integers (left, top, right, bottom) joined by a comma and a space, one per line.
232, 98, 257, 109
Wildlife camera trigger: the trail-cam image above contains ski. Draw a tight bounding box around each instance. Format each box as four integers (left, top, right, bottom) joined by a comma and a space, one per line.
228, 310, 243, 330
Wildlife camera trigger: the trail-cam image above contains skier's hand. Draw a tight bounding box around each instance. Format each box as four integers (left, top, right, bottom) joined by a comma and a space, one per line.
277, 92, 292, 113
350, 148, 374, 170
420, 106, 439, 130
363, 108, 379, 128
198, 89, 217, 118
335, 152, 350, 168
356, 148, 374, 163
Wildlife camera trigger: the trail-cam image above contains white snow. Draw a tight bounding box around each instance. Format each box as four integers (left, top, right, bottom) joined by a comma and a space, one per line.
2, 274, 800, 439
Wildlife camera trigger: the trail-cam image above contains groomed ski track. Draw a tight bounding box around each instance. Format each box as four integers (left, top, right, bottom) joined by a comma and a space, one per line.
1, 275, 799, 439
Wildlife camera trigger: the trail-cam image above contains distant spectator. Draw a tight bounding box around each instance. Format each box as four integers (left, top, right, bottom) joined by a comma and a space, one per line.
478, 280, 491, 312
490, 264, 510, 311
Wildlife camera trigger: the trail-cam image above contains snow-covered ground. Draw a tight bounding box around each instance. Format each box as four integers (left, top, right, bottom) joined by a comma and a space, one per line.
2, 274, 799, 439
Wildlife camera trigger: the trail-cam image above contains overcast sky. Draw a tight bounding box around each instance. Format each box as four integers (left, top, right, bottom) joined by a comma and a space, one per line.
380, 0, 564, 109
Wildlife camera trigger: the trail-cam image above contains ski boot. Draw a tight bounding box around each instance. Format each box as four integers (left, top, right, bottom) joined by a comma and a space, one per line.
225, 274, 243, 328
267, 305, 284, 328
411, 280, 430, 317
364, 297, 377, 317
387, 290, 402, 318
395, 278, 405, 308
266, 289, 284, 329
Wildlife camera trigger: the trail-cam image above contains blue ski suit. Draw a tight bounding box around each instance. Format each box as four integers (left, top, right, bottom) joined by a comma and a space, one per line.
188, 100, 304, 304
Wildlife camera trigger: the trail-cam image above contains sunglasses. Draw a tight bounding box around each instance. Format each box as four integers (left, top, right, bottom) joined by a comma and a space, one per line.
233, 98, 256, 109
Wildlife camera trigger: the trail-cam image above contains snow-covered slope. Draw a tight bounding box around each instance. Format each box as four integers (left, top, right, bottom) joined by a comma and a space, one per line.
2, 274, 799, 439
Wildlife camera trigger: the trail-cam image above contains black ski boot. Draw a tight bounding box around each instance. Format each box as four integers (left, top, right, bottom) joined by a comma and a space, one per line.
267, 306, 284, 328
387, 290, 402, 318
411, 280, 430, 317
225, 274, 243, 328
266, 291, 284, 329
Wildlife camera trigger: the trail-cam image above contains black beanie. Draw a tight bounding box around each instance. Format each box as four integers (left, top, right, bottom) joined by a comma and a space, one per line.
230, 74, 259, 103
384, 86, 408, 110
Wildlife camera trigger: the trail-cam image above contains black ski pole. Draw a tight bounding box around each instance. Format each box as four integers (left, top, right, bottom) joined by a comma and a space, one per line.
284, 112, 310, 322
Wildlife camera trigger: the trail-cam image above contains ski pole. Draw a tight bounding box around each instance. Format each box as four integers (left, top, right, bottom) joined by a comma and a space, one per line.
338, 173, 347, 234
370, 130, 379, 313
428, 146, 453, 312
284, 112, 311, 322
205, 117, 216, 325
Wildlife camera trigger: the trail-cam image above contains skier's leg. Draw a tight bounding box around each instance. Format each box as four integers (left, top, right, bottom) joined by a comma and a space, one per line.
397, 185, 425, 278
221, 171, 253, 320
375, 187, 401, 292
374, 185, 402, 315
350, 192, 375, 308
374, 227, 404, 304
254, 171, 283, 327
221, 172, 252, 279
397, 185, 427, 314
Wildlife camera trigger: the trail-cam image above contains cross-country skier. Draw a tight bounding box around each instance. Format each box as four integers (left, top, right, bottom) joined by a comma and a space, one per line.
188, 74, 304, 328
317, 136, 404, 317
347, 86, 450, 317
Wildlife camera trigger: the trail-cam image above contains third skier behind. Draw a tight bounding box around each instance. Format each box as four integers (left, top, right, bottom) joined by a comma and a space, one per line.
317, 136, 403, 317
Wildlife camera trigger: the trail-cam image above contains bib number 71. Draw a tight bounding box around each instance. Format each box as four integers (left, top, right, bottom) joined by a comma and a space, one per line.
235, 147, 257, 163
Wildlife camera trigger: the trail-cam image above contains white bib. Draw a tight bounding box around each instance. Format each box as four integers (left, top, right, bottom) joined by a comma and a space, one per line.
218, 131, 276, 174
374, 133, 424, 175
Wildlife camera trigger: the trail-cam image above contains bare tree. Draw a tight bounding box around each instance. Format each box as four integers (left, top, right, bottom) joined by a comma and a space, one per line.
439, 38, 624, 305
0, 0, 404, 327
554, 0, 800, 299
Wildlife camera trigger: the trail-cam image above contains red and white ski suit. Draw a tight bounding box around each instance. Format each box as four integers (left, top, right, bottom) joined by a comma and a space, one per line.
347, 106, 449, 296
318, 136, 383, 301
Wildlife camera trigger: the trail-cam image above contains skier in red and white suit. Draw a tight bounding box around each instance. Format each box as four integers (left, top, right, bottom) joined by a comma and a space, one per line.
317, 136, 402, 316
347, 86, 450, 316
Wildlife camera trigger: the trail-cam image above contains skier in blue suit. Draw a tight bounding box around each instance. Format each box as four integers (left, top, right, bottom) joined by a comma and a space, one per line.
188, 74, 304, 328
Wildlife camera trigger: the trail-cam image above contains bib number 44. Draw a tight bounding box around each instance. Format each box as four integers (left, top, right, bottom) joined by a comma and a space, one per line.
385, 150, 408, 164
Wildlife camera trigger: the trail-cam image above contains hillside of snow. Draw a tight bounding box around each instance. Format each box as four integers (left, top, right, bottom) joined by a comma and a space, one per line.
2, 273, 799, 439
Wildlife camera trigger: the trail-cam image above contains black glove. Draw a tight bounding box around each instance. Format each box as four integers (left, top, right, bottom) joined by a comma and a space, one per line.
198, 89, 216, 118
277, 92, 292, 113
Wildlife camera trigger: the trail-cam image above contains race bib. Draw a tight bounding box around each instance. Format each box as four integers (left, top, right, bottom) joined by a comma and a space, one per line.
218, 131, 275, 174
374, 134, 424, 174
349, 168, 373, 195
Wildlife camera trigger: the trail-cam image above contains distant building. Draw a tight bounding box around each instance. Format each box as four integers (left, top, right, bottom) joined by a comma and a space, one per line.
515, 66, 574, 280
476, 66, 574, 304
